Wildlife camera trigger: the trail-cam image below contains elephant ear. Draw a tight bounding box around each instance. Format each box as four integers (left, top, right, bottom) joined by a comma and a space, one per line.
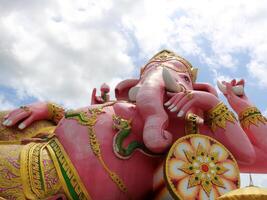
115, 79, 139, 101
193, 82, 218, 97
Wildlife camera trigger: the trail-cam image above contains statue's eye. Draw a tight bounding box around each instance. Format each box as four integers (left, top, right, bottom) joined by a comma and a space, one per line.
184, 76, 190, 83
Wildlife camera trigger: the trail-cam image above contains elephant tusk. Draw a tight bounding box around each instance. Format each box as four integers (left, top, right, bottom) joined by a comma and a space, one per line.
162, 68, 183, 93
216, 80, 244, 96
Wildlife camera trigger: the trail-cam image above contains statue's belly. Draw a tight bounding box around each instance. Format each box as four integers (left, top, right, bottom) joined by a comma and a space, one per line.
54, 106, 159, 200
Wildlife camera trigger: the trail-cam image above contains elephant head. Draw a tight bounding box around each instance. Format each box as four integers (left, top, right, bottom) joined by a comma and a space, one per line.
115, 50, 218, 153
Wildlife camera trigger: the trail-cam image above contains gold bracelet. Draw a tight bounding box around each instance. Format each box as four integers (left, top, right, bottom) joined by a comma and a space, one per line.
47, 103, 65, 124
185, 113, 199, 135
206, 102, 236, 132
239, 106, 267, 129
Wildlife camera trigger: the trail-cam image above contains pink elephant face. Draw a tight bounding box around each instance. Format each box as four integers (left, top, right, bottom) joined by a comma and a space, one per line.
141, 60, 193, 90
143, 60, 193, 91
163, 60, 193, 90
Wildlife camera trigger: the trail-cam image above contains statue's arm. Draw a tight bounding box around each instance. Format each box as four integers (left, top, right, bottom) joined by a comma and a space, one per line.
2, 102, 65, 130
222, 79, 267, 153
204, 101, 256, 165
165, 89, 256, 164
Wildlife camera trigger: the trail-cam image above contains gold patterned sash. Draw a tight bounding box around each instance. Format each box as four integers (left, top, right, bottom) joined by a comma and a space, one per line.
20, 138, 91, 200
20, 138, 90, 199
20, 142, 61, 199
46, 138, 91, 200
21, 143, 45, 199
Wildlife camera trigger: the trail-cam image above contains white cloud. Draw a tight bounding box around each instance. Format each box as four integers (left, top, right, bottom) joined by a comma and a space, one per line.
122, 0, 267, 82
0, 95, 15, 110
0, 0, 135, 108
1, 0, 267, 109
247, 61, 267, 86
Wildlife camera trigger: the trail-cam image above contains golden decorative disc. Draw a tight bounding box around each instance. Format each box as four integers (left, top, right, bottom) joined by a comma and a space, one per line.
164, 134, 240, 200
217, 186, 267, 200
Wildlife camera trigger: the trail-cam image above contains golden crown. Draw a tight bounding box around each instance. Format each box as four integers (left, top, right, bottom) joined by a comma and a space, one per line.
141, 49, 198, 82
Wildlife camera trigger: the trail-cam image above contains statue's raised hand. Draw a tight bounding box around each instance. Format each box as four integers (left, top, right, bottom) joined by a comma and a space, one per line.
165, 90, 220, 118
2, 102, 50, 129
221, 79, 253, 115
91, 83, 110, 104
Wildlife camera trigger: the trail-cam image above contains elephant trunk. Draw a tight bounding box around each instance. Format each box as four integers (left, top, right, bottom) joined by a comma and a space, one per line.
136, 68, 172, 153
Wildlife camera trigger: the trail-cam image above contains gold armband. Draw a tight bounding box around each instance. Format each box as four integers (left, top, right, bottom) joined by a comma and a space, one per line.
47, 103, 65, 124
238, 106, 267, 129
206, 102, 236, 132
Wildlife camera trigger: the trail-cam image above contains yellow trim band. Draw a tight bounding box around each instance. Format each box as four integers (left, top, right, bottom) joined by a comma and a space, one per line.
239, 106, 267, 129
46, 138, 91, 200
206, 102, 236, 132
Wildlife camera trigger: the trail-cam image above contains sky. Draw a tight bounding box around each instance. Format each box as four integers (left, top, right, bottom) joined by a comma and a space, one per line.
0, 0, 267, 189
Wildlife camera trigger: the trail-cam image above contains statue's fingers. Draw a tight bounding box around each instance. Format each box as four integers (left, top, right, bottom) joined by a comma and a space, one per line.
2, 109, 25, 126
174, 94, 193, 116
18, 115, 34, 130
3, 110, 20, 123
164, 92, 182, 106
230, 79, 236, 86
95, 96, 104, 103
225, 82, 235, 97
236, 79, 247, 98
5, 111, 32, 127
3, 113, 10, 119
168, 93, 186, 110
90, 88, 97, 104
177, 99, 195, 118
236, 79, 245, 86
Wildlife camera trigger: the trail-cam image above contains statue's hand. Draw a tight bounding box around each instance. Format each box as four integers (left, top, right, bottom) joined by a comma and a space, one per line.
91, 88, 105, 104
222, 79, 252, 115
164, 90, 220, 118
91, 83, 110, 105
2, 102, 50, 130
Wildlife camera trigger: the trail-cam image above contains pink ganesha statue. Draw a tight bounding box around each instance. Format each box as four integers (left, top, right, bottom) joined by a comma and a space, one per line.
0, 50, 267, 200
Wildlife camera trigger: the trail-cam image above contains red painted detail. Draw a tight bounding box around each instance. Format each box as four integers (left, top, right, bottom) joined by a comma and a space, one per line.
201, 164, 209, 172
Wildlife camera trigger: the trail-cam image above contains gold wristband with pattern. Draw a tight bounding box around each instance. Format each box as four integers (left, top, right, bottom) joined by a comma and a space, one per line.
47, 103, 65, 124
206, 102, 236, 132
238, 106, 267, 129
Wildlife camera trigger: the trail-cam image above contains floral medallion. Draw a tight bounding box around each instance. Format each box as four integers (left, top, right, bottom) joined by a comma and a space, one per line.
164, 134, 240, 200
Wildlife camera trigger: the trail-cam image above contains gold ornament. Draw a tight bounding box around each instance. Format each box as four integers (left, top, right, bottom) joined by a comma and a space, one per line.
238, 106, 267, 129
20, 142, 61, 199
185, 113, 199, 135
206, 102, 236, 132
20, 106, 30, 112
141, 49, 198, 82
165, 134, 240, 199
0, 145, 25, 199
47, 103, 65, 124
185, 91, 194, 99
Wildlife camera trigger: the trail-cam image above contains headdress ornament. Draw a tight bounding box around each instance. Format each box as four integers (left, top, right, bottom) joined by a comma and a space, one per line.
141, 49, 198, 82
